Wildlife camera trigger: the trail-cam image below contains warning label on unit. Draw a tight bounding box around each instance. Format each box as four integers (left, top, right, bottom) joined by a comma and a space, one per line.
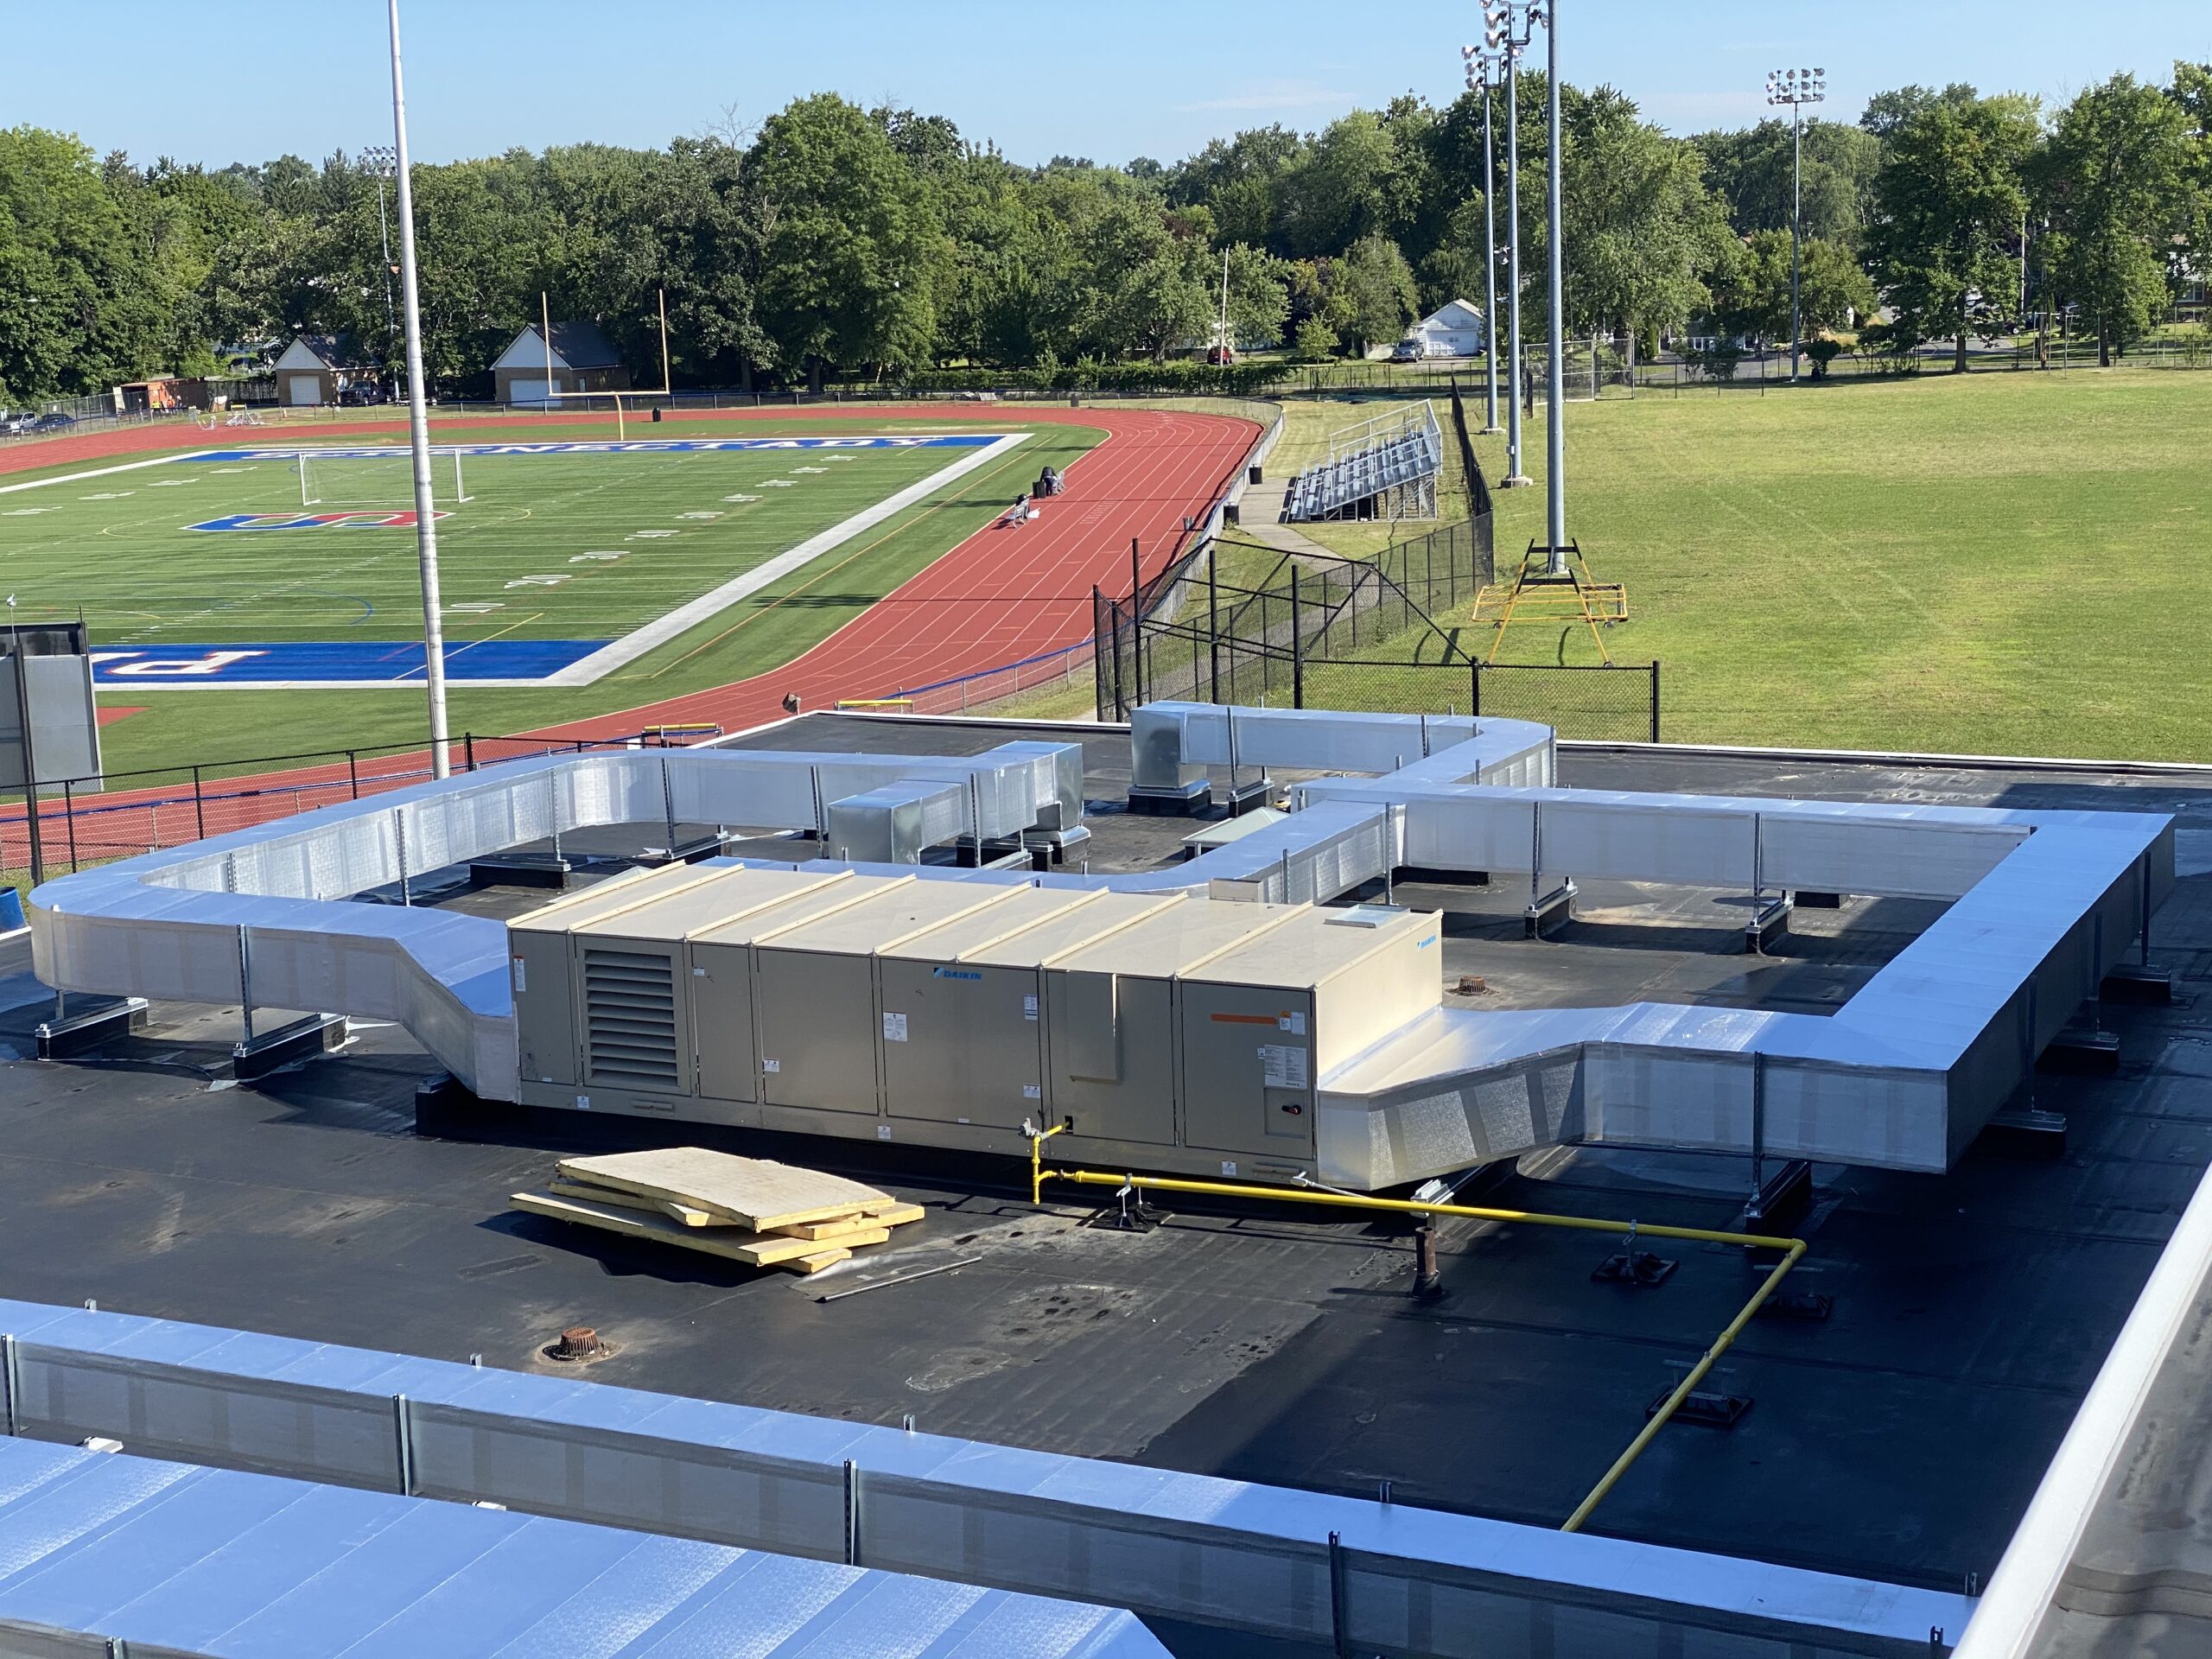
1259, 1044, 1309, 1089
883, 1012, 909, 1043
1278, 1011, 1306, 1035
1024, 994, 1039, 1020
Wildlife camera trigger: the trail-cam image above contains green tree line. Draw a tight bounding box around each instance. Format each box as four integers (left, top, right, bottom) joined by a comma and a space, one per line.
0, 63, 2205, 404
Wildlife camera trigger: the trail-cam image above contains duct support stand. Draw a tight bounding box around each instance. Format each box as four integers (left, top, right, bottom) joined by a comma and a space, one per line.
2102, 961, 2178, 1004
1980, 1106, 2069, 1160
467, 851, 574, 889
1740, 1159, 1814, 1231
1128, 779, 1211, 817
2040, 1028, 2121, 1077
35, 998, 150, 1060
1525, 881, 1576, 939
233, 1014, 350, 1082
1745, 896, 1793, 955
1792, 889, 1844, 910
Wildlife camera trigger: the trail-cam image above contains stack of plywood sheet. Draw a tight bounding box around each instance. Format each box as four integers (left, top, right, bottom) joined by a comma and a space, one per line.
511, 1147, 925, 1274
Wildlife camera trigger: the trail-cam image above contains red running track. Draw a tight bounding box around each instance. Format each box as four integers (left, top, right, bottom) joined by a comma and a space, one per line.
3, 404, 1259, 869
531, 404, 1258, 738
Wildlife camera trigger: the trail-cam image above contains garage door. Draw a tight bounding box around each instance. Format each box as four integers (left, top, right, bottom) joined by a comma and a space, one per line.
509, 378, 550, 406
285, 375, 321, 406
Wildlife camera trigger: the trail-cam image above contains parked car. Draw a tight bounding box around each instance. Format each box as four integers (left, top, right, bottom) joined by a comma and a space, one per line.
29, 412, 76, 432
0, 412, 35, 435
1389, 339, 1424, 362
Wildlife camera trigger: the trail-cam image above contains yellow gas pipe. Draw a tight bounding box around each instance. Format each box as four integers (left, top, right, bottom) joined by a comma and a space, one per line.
1024, 1132, 1806, 1535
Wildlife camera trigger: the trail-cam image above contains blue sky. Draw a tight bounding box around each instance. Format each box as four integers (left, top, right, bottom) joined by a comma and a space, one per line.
14, 2, 2211, 168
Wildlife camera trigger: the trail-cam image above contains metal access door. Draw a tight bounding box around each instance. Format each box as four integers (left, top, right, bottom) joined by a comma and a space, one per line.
880, 962, 1043, 1129
690, 941, 759, 1103
285, 374, 321, 406
755, 950, 880, 1114
1176, 982, 1318, 1160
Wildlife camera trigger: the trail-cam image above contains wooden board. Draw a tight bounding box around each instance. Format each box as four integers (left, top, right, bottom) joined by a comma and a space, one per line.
547, 1175, 719, 1229
512, 1191, 890, 1267
773, 1205, 925, 1242
555, 1148, 890, 1231
775, 1247, 852, 1275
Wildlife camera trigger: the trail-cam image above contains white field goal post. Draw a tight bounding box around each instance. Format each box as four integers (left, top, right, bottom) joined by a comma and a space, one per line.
297, 448, 472, 508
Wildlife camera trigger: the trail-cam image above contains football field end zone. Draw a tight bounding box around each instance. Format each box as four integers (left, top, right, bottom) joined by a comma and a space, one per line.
66, 431, 1032, 691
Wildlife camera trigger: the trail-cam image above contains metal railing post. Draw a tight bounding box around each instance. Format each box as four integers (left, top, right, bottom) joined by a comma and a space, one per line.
842, 1459, 862, 1566
465, 733, 477, 772
63, 779, 78, 873
1291, 567, 1305, 709
348, 751, 360, 800
1650, 660, 1662, 743
192, 766, 206, 842
392, 1394, 415, 1495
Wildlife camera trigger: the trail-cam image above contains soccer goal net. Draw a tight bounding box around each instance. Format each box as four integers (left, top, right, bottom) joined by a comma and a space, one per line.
296, 448, 473, 509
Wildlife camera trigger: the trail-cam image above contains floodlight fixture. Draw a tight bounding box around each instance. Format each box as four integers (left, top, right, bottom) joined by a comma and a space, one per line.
1765, 64, 1828, 385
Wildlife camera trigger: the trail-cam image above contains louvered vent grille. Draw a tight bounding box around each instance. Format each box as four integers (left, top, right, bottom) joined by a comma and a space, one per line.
582, 948, 679, 1088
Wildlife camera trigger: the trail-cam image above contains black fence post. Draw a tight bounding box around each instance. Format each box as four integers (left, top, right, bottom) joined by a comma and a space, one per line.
1128, 537, 1144, 711
1471, 660, 1482, 719
348, 752, 359, 800
1291, 568, 1305, 709
1649, 660, 1662, 744
1091, 586, 1109, 720
63, 779, 78, 874
192, 766, 206, 842
1110, 604, 1127, 721
464, 733, 477, 772
1208, 541, 1222, 704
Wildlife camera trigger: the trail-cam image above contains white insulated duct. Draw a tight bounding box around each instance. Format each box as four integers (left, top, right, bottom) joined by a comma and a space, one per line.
24, 708, 2174, 1187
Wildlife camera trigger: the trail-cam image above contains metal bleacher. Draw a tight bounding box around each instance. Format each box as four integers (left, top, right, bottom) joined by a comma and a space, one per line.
1281, 402, 1443, 523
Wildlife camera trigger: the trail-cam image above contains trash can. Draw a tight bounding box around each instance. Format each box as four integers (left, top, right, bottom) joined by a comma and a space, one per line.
0, 887, 25, 931
1248, 464, 1263, 486
652, 406, 664, 423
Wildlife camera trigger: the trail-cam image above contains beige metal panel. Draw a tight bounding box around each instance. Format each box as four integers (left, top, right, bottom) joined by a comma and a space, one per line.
1044, 969, 1176, 1145
508, 863, 730, 1089
587, 867, 852, 945
957, 892, 1182, 969
1177, 980, 1319, 1160
1042, 897, 1303, 978
880, 958, 1046, 1128
1185, 906, 1443, 1075
686, 875, 912, 1104
753, 882, 1020, 1116
512, 928, 581, 1086
755, 949, 880, 1113
877, 887, 1101, 963
755, 880, 1025, 957
507, 861, 723, 937
690, 939, 760, 1103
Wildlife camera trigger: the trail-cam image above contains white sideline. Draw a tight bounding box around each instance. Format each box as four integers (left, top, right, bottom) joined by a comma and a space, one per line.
0, 450, 223, 494
537, 431, 1029, 687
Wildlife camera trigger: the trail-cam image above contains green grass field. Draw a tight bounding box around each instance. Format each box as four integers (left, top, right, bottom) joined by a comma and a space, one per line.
1299, 370, 2212, 762
0, 415, 1096, 772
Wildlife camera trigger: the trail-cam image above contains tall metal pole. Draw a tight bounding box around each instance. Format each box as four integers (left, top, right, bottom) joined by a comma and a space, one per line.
387, 0, 449, 779
1479, 56, 1502, 434
1767, 68, 1825, 387
1541, 0, 1567, 565
1789, 99, 1804, 385
1501, 41, 1529, 487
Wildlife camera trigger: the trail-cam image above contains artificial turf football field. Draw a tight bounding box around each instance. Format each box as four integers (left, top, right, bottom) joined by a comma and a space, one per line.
0, 414, 1100, 772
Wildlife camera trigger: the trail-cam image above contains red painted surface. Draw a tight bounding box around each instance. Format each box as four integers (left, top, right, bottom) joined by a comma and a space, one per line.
5, 403, 1262, 870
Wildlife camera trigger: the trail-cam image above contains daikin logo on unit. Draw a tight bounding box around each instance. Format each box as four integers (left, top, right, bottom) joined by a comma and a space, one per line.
187, 510, 451, 532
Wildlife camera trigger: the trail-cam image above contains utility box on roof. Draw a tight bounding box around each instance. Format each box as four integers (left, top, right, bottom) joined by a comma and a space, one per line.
1043, 899, 1304, 1149
1178, 906, 1441, 1162
753, 882, 1023, 1116
508, 862, 731, 1089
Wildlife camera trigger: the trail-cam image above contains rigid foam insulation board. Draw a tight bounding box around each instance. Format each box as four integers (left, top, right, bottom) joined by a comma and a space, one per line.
873, 888, 1108, 1130
1041, 899, 1307, 1148
509, 861, 741, 1088
546, 1175, 719, 1228
512, 1190, 891, 1265
753, 881, 1030, 1116
553, 1147, 893, 1230
1176, 906, 1442, 1161
685, 874, 919, 1105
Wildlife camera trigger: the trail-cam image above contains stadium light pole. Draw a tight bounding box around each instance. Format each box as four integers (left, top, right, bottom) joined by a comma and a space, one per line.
1460, 46, 1504, 435
387, 0, 449, 779
358, 145, 399, 389
1481, 2, 1537, 489
1541, 0, 1565, 566
1765, 67, 1826, 385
